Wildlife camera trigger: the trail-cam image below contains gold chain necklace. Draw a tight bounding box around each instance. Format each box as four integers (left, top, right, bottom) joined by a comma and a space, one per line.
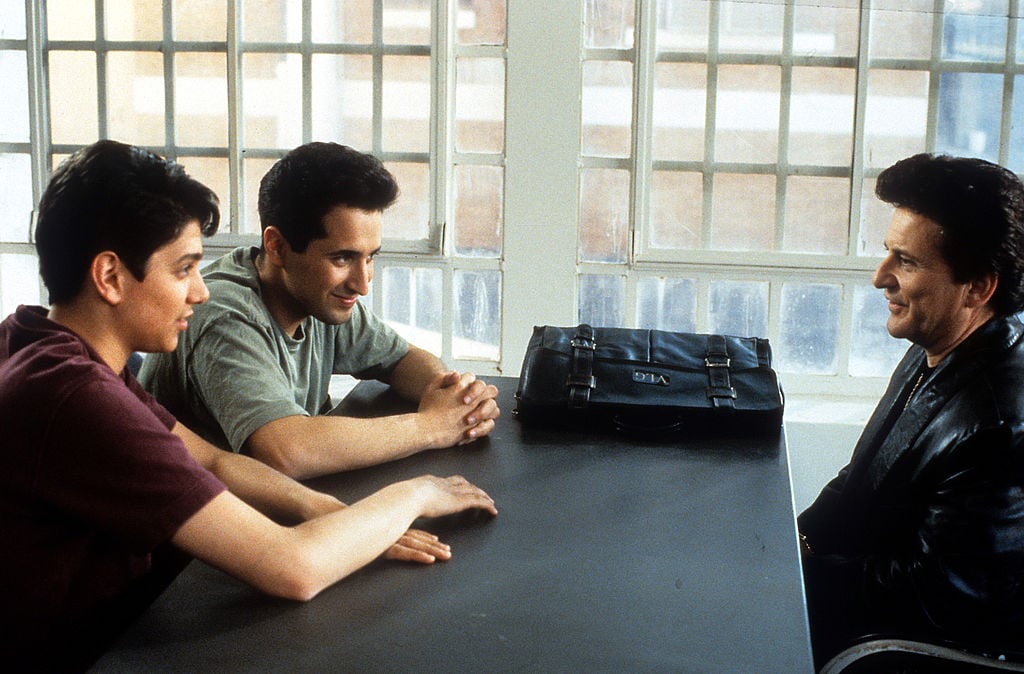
903, 370, 926, 411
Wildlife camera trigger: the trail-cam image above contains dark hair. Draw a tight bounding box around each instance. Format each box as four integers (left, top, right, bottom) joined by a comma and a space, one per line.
34, 140, 220, 304
875, 153, 1024, 316
257, 142, 399, 253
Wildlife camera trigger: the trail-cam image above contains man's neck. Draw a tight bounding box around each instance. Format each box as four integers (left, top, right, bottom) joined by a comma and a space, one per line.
924, 308, 997, 367
47, 301, 130, 374
254, 252, 306, 338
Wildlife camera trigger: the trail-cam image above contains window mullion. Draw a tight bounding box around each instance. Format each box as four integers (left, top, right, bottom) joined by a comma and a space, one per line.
848, 0, 873, 258
94, 0, 107, 141
774, 2, 795, 254
227, 0, 242, 234
25, 0, 50, 204
631, 0, 656, 266
1000, 0, 1020, 167
371, 0, 383, 157
301, 0, 312, 145
701, 0, 720, 250
162, 0, 175, 156
924, 0, 945, 150
433, 0, 454, 362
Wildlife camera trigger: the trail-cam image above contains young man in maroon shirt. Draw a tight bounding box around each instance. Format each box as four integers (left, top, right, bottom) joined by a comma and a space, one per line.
0, 140, 496, 671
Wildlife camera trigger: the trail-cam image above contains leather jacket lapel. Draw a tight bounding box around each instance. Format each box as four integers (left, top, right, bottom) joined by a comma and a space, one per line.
865, 317, 1024, 491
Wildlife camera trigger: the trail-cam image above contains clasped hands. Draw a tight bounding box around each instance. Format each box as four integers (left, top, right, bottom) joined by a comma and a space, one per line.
418, 370, 501, 446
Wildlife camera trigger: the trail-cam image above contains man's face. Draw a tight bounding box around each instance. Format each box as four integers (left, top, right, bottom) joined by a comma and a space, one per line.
280, 205, 382, 326
873, 207, 977, 358
121, 220, 209, 353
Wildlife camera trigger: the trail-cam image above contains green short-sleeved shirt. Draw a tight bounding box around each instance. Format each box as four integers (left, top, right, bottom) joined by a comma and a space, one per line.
138, 247, 409, 452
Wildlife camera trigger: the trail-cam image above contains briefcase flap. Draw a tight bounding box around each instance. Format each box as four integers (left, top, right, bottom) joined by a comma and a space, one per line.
514, 325, 784, 434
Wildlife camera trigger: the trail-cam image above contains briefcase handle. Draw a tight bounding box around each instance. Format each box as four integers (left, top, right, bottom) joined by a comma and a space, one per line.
566, 323, 597, 409
705, 334, 737, 409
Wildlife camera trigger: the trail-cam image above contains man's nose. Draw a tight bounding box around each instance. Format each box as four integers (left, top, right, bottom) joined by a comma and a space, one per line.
191, 274, 210, 304
348, 259, 371, 296
872, 256, 894, 289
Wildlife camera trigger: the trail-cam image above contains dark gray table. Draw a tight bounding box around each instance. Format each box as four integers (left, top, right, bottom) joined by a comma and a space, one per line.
93, 377, 814, 673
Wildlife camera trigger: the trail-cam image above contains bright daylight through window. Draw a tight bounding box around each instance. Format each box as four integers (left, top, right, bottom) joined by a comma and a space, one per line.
1, 0, 1022, 398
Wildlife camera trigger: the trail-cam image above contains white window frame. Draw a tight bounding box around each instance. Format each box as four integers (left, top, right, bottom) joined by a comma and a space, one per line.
6, 0, 1024, 402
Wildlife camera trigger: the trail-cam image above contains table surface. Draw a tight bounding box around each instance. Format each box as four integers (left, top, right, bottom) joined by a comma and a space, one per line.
94, 377, 814, 673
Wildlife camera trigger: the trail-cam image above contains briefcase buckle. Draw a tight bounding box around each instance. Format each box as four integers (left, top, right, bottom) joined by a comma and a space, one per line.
571, 337, 596, 350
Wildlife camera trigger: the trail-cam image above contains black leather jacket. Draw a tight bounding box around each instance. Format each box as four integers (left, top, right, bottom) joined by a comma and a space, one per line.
799, 314, 1024, 654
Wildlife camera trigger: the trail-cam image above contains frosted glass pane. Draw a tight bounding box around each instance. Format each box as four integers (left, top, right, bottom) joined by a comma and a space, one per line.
312, 54, 373, 150
870, 0, 933, 59
0, 253, 40, 316
864, 69, 928, 169
0, 154, 34, 243
243, 53, 302, 149
453, 164, 502, 258
312, 0, 373, 43
456, 0, 505, 45
173, 0, 225, 41
936, 72, 1002, 163
636, 277, 696, 332
579, 274, 625, 328
584, 0, 634, 50
382, 162, 429, 242
650, 170, 703, 250
652, 62, 706, 162
718, 0, 784, 54
107, 51, 165, 146
382, 266, 442, 355
453, 270, 500, 361
579, 168, 630, 264
105, 0, 162, 41
383, 0, 430, 45
783, 176, 849, 255
708, 281, 768, 338
715, 65, 780, 164
582, 60, 632, 158
710, 173, 774, 252
788, 66, 855, 166
0, 51, 29, 142
456, 57, 505, 154
777, 283, 840, 375
174, 52, 228, 147
382, 55, 430, 153
48, 52, 98, 145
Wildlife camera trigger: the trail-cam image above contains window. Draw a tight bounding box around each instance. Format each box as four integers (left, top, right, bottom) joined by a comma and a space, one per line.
0, 0, 507, 366
576, 0, 1024, 396
2, 0, 1021, 399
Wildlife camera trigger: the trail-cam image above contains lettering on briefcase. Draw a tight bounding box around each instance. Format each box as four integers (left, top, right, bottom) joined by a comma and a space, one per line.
632, 370, 670, 386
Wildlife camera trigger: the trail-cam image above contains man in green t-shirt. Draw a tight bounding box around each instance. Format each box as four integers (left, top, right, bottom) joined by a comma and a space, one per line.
140, 143, 500, 479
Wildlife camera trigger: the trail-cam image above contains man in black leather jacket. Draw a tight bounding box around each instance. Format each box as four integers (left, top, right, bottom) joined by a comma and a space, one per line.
798, 153, 1024, 669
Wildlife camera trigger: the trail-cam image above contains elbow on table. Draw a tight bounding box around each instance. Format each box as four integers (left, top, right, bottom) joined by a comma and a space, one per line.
255, 548, 331, 602
247, 434, 313, 480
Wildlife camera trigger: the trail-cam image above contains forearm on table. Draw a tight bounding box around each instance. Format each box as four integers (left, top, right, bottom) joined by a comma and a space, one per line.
212, 451, 345, 522
176, 483, 426, 602
385, 345, 446, 400
246, 412, 445, 480
174, 421, 344, 521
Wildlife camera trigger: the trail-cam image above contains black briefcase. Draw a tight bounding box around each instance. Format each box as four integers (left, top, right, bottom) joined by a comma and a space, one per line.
514, 324, 784, 435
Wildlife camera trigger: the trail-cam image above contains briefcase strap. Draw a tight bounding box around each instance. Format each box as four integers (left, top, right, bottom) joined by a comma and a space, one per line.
705, 334, 737, 409
567, 323, 597, 409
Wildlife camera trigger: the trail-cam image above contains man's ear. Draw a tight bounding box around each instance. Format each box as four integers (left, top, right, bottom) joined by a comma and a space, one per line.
262, 226, 289, 267
90, 251, 126, 306
965, 272, 998, 309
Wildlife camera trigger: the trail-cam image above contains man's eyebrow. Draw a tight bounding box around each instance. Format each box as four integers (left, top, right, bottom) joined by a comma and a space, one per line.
325, 246, 382, 258
176, 252, 204, 264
